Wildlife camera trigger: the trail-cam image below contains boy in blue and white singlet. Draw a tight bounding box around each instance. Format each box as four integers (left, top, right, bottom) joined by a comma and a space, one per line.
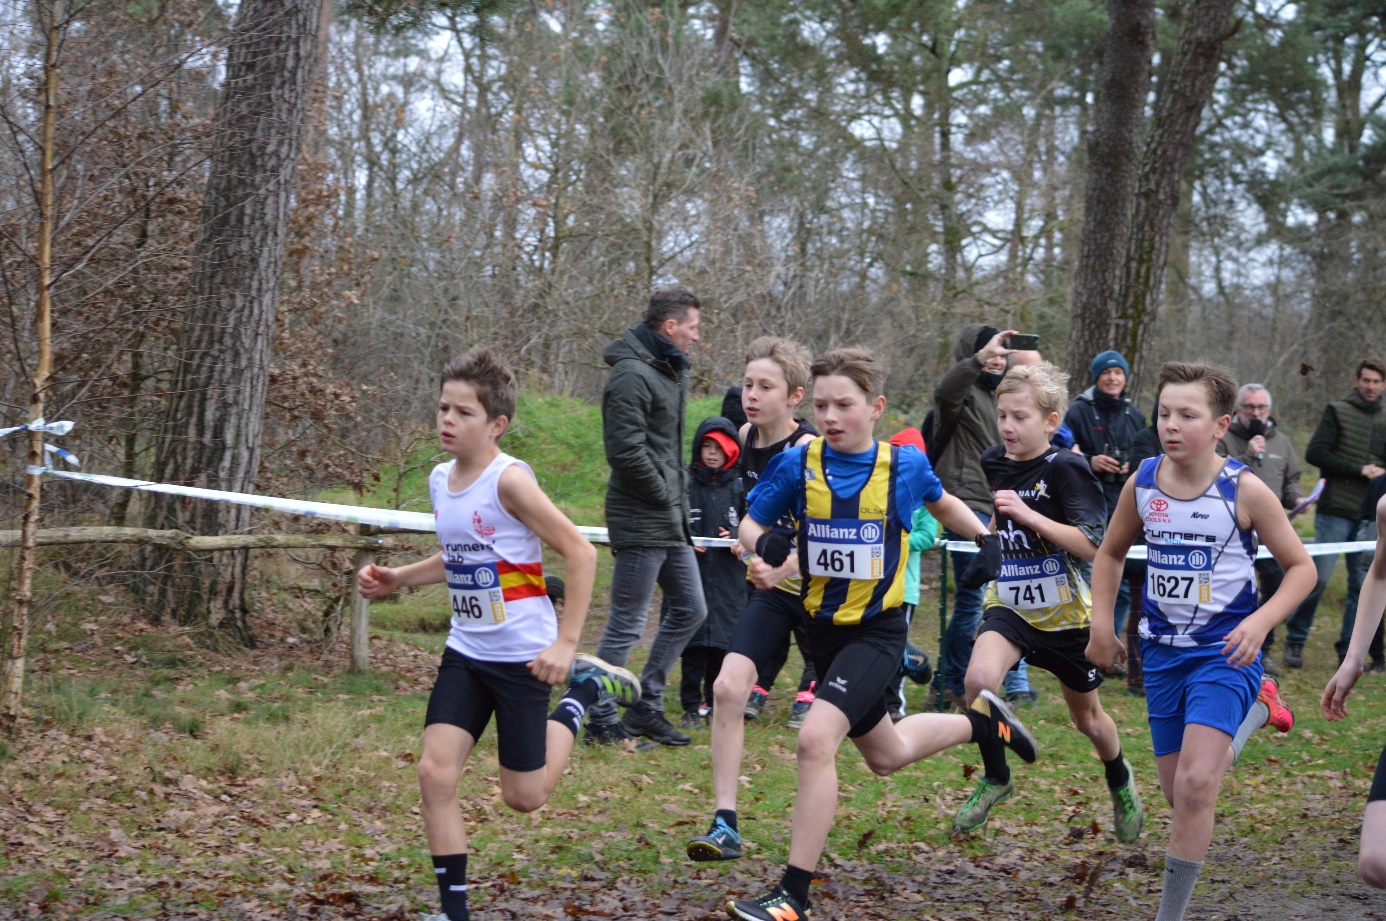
723, 348, 1039, 921
357, 349, 640, 921
1088, 362, 1314, 921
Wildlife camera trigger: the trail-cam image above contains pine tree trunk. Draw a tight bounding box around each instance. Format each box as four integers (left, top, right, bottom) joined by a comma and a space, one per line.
142, 0, 325, 642
1117, 0, 1240, 382
1065, 0, 1156, 393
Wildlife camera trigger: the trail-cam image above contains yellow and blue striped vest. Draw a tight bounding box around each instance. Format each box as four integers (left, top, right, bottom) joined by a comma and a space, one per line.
799, 438, 908, 624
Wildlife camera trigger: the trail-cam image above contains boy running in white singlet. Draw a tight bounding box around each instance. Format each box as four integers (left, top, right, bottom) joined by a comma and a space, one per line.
1087, 361, 1314, 921
357, 349, 639, 921
952, 362, 1144, 841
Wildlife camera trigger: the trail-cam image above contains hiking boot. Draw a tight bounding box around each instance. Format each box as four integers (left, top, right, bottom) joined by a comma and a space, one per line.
583, 719, 635, 746
1109, 758, 1144, 843
903, 643, 934, 685
621, 705, 691, 746
952, 776, 1015, 834
568, 653, 641, 707
1125, 684, 1146, 698
1282, 643, 1304, 669
687, 816, 742, 861
1261, 654, 1283, 678
727, 885, 810, 921
680, 710, 705, 730
744, 685, 768, 720
1369, 661, 1386, 674
971, 689, 1038, 763
788, 682, 815, 730
1258, 676, 1293, 733
926, 686, 966, 712
1004, 688, 1039, 707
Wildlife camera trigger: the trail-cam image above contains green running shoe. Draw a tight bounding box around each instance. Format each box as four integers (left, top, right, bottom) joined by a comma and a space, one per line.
1110, 758, 1144, 843
952, 776, 1015, 834
569, 653, 641, 707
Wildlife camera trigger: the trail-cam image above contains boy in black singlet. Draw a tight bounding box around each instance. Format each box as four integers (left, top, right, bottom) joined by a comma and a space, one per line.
689, 336, 816, 862
951, 362, 1144, 842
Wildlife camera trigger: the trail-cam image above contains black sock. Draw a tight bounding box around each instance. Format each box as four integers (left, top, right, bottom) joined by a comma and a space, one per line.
565, 679, 600, 709
779, 864, 814, 907
715, 808, 738, 832
432, 853, 468, 921
966, 708, 990, 743
1103, 749, 1129, 790
978, 737, 1011, 785
548, 699, 585, 737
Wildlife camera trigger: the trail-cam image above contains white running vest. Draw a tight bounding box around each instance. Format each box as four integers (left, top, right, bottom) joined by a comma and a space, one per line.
1134, 455, 1258, 648
430, 454, 556, 662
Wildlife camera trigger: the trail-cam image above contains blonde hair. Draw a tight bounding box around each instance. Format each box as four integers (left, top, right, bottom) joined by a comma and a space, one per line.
745, 336, 812, 394
996, 361, 1069, 417
810, 347, 888, 397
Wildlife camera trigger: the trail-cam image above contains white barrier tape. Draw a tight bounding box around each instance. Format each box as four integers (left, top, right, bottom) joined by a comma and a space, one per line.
39, 470, 1373, 557
941, 538, 1376, 560
0, 418, 74, 438
45, 470, 740, 548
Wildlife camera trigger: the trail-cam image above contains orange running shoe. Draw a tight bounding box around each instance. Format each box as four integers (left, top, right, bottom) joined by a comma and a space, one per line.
1258, 676, 1293, 733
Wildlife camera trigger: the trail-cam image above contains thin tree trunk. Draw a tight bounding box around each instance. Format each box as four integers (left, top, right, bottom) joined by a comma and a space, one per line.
1, 0, 62, 735
1065, 0, 1156, 393
1117, 0, 1240, 382
142, 0, 325, 643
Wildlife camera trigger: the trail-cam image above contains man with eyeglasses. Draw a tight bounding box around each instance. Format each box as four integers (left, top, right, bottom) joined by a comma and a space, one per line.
1218, 384, 1302, 675
1282, 359, 1386, 672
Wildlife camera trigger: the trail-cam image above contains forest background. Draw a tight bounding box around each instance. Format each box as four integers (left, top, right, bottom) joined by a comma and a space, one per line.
0, 1, 1385, 918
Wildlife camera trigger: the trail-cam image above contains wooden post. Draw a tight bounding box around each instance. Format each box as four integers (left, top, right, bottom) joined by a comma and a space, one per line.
349, 523, 375, 673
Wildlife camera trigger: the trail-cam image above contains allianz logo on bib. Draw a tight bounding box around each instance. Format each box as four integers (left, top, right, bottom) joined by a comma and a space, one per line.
1147, 546, 1210, 570
807, 520, 882, 543
1000, 556, 1064, 579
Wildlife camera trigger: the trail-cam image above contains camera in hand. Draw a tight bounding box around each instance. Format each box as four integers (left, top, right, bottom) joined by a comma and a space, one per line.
1100, 444, 1130, 484
1003, 333, 1039, 351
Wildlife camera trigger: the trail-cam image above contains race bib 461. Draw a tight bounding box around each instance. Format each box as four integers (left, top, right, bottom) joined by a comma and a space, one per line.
805, 517, 885, 581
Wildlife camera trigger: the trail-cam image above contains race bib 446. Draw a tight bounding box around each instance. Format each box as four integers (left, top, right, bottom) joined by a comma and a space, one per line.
445, 561, 508, 623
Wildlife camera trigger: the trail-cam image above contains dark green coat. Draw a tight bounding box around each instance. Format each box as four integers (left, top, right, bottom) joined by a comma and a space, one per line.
932, 324, 1001, 517
1305, 389, 1386, 520
601, 329, 692, 549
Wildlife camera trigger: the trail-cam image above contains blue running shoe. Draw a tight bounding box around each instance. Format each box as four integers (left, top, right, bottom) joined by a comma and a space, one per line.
569, 653, 641, 707
688, 816, 742, 861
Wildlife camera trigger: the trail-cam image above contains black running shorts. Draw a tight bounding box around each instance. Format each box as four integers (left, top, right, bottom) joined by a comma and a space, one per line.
802, 608, 908, 738
424, 648, 552, 772
727, 587, 805, 669
978, 606, 1103, 693
1370, 744, 1386, 803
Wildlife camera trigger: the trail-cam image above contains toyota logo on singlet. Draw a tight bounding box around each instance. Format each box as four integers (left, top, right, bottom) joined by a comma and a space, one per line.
1151, 499, 1169, 512
859, 522, 881, 543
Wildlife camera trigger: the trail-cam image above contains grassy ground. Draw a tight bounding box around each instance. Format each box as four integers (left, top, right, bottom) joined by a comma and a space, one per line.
4, 393, 1386, 918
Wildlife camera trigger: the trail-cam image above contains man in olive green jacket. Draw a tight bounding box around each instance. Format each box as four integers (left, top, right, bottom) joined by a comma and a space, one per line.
1283, 359, 1386, 670
932, 324, 1032, 705
587, 289, 709, 747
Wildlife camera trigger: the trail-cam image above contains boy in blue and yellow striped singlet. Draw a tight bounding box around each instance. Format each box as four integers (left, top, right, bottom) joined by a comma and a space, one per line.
723, 348, 1039, 921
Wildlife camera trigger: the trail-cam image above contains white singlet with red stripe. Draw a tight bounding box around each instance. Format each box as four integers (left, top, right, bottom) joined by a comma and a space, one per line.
430, 454, 556, 662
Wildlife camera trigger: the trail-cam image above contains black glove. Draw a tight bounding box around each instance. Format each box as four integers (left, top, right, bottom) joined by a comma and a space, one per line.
958, 533, 1001, 590
755, 531, 793, 567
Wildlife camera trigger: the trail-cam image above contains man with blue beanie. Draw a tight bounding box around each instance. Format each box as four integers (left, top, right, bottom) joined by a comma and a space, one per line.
1064, 349, 1146, 646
